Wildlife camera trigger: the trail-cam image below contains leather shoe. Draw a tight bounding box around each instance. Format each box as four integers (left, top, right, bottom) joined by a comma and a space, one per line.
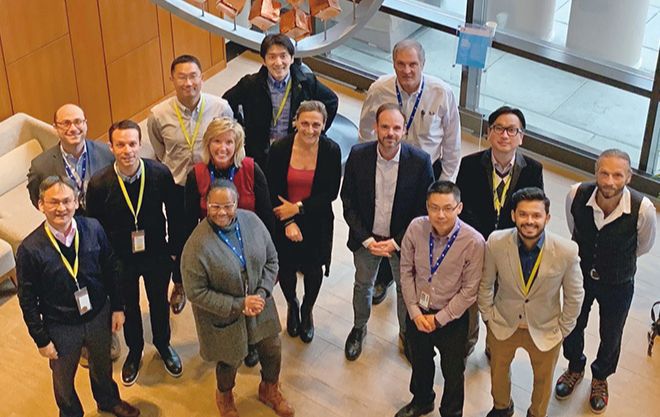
286, 299, 300, 337
589, 378, 608, 414
244, 344, 259, 367
486, 400, 514, 417
121, 351, 142, 386
344, 325, 366, 361
170, 283, 186, 314
158, 345, 183, 377
372, 279, 393, 305
100, 400, 140, 417
395, 400, 434, 417
555, 369, 584, 400
300, 311, 314, 343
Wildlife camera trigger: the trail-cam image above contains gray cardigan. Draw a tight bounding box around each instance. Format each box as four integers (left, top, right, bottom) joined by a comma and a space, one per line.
181, 209, 281, 365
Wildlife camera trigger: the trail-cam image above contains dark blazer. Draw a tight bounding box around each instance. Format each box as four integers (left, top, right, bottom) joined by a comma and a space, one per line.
223, 63, 339, 168
27, 139, 114, 208
266, 134, 341, 274
341, 142, 434, 252
456, 149, 544, 239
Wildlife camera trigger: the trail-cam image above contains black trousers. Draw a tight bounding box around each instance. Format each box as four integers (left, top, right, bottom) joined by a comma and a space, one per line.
170, 184, 185, 285
216, 336, 282, 392
406, 312, 468, 417
562, 278, 634, 380
121, 256, 172, 354
47, 302, 121, 417
278, 242, 324, 315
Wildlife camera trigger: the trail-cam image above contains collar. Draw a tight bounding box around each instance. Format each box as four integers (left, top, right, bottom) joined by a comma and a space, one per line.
60, 141, 87, 162
46, 217, 77, 247
174, 95, 203, 115
395, 76, 424, 98
377, 143, 401, 163
431, 218, 461, 241
586, 186, 631, 215
267, 72, 291, 90
114, 160, 143, 184
491, 152, 516, 176
208, 216, 238, 233
516, 231, 545, 253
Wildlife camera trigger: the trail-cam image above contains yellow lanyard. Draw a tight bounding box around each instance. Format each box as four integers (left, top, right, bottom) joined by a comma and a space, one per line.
272, 79, 292, 127
116, 159, 146, 230
492, 170, 512, 216
518, 245, 544, 296
44, 223, 80, 286
174, 97, 206, 150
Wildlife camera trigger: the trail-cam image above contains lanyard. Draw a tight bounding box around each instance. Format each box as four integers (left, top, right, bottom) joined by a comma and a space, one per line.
217, 222, 246, 270
396, 77, 425, 132
174, 97, 206, 150
428, 223, 461, 283
116, 159, 145, 231
63, 151, 87, 192
492, 170, 512, 216
518, 245, 544, 296
209, 164, 237, 183
272, 79, 292, 127
44, 223, 80, 288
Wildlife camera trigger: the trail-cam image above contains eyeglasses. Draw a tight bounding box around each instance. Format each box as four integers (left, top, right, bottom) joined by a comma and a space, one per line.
54, 119, 86, 129
491, 125, 523, 136
43, 198, 76, 208
207, 202, 236, 212
174, 73, 201, 82
427, 203, 460, 215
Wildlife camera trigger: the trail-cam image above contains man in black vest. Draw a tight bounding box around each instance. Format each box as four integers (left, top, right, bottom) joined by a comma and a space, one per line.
555, 149, 656, 414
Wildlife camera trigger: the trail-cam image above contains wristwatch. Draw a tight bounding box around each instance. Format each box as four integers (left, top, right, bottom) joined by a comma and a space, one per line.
296, 201, 304, 214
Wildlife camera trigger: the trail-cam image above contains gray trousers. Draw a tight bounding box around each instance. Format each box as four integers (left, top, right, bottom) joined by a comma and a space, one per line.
352, 247, 405, 333
216, 335, 282, 392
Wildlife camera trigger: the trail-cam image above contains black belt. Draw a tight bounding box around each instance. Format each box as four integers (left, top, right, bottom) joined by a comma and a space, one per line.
372, 234, 391, 242
420, 308, 440, 315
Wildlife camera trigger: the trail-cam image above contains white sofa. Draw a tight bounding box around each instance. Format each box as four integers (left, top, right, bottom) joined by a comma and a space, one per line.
0, 113, 59, 286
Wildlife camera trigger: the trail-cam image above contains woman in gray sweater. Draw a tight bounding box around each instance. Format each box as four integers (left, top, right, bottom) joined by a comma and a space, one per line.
181, 179, 294, 417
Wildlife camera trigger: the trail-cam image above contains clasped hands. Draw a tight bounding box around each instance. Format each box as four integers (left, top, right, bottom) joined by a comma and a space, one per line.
413, 314, 438, 333
243, 294, 265, 317
367, 239, 397, 257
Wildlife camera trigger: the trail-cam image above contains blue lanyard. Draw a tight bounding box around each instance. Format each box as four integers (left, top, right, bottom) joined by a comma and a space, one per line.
217, 221, 246, 270
209, 164, 237, 183
396, 77, 425, 132
428, 223, 460, 283
63, 151, 88, 192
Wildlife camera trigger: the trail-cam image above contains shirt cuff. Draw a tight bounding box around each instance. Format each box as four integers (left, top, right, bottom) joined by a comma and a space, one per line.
408, 304, 423, 320
435, 309, 451, 327
391, 239, 401, 252
362, 237, 376, 248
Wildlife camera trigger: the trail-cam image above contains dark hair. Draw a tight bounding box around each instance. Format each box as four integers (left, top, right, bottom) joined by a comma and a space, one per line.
260, 34, 295, 59
427, 180, 461, 203
108, 120, 141, 144
595, 148, 631, 174
208, 179, 239, 201
376, 103, 405, 124
488, 106, 526, 130
510, 187, 550, 214
170, 54, 202, 74
38, 176, 78, 201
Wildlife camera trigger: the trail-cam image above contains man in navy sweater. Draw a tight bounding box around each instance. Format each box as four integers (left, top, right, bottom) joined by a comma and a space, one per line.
16, 176, 139, 417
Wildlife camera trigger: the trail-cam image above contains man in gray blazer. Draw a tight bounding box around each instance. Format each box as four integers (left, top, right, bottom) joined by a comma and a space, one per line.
27, 103, 114, 213
479, 187, 584, 417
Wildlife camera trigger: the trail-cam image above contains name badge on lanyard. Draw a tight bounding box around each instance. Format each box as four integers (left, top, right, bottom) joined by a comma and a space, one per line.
174, 97, 206, 152
63, 150, 88, 207
396, 77, 425, 134
420, 224, 460, 309
116, 159, 147, 253
217, 221, 247, 271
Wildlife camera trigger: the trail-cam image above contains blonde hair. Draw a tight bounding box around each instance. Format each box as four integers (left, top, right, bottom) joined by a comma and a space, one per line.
202, 117, 246, 168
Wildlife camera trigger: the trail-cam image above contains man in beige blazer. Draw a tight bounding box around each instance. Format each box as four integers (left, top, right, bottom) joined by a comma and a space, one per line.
479, 187, 584, 417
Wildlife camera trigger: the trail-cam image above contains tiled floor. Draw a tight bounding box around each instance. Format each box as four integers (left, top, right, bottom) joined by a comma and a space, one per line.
1, 53, 659, 417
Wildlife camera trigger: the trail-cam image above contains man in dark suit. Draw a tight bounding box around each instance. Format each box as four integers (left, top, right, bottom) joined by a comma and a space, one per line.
223, 34, 338, 169
342, 103, 434, 361
27, 103, 114, 213
456, 106, 544, 357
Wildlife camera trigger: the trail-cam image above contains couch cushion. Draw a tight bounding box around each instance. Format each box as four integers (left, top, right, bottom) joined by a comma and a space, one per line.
0, 239, 15, 276
0, 139, 43, 196
0, 181, 44, 252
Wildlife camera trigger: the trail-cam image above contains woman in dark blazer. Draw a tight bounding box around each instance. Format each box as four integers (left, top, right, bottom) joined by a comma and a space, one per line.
266, 100, 341, 344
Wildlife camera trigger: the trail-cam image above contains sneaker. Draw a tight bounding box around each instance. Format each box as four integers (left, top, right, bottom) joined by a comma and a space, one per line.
555, 369, 584, 400
589, 378, 608, 414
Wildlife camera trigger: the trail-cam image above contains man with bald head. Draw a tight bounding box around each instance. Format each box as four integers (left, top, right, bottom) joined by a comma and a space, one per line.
27, 103, 114, 213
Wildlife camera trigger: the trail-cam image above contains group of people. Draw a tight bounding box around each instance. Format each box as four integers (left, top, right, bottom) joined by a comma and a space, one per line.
14, 32, 656, 417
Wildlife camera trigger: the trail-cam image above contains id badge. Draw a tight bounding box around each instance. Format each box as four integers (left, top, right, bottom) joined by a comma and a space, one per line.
419, 290, 430, 310
131, 230, 146, 253
74, 287, 92, 315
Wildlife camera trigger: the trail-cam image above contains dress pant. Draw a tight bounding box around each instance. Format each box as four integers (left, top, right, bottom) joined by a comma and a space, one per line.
352, 247, 405, 333
216, 335, 282, 392
562, 278, 634, 380
432, 158, 443, 180
488, 327, 561, 417
170, 184, 185, 285
47, 302, 121, 417
406, 312, 468, 417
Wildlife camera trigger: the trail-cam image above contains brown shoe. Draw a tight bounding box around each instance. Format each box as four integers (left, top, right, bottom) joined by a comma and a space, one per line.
170, 283, 186, 314
100, 400, 140, 417
215, 389, 239, 417
258, 381, 295, 417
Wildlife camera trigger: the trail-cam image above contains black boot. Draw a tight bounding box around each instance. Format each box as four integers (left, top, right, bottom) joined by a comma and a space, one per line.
300, 309, 314, 343
286, 299, 300, 337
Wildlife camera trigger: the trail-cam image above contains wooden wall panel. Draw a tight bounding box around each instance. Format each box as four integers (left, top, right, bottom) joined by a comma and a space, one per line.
6, 36, 78, 123
210, 34, 226, 66
106, 38, 164, 121
170, 14, 212, 71
0, 40, 13, 120
66, 0, 112, 139
157, 7, 175, 95
0, 0, 68, 64
98, 0, 158, 64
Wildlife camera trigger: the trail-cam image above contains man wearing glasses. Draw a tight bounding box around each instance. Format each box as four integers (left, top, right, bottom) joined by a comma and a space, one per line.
148, 54, 233, 315
396, 180, 485, 417
27, 103, 114, 213
456, 106, 544, 357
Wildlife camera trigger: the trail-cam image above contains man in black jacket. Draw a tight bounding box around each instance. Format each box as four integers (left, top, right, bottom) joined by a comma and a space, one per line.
87, 120, 182, 387
223, 34, 338, 168
16, 176, 139, 417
